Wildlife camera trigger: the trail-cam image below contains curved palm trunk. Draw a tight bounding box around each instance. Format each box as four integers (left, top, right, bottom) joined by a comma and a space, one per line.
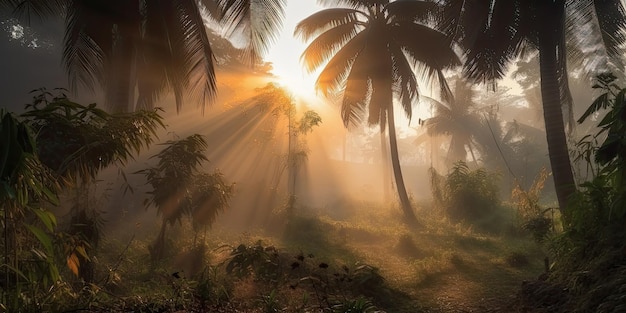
380, 129, 392, 202
387, 104, 418, 225
538, 1, 576, 220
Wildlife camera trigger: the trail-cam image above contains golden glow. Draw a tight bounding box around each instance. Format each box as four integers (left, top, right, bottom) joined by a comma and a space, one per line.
263, 1, 325, 106
270, 66, 322, 107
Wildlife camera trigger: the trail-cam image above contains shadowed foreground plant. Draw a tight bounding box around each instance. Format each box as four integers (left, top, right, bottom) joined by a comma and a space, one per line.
20, 88, 164, 282
136, 134, 233, 263
1, 109, 64, 311
431, 161, 508, 232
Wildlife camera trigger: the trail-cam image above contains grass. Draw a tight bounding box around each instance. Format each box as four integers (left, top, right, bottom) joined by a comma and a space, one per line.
41, 200, 546, 312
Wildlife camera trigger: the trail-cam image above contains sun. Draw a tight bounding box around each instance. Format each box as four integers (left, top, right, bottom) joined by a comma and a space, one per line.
271, 66, 320, 104
261, 1, 326, 107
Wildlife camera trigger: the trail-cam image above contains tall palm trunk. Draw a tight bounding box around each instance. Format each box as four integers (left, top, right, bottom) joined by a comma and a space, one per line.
538, 1, 576, 219
387, 104, 418, 225
106, 29, 137, 113
380, 129, 392, 202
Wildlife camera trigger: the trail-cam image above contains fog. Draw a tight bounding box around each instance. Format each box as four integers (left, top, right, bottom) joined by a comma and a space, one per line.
2, 9, 608, 312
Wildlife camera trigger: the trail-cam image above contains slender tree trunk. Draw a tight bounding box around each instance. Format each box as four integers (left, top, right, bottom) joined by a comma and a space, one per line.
380, 130, 392, 202
106, 33, 136, 113
105, 1, 142, 113
538, 1, 576, 220
387, 104, 418, 225
468, 144, 477, 165
287, 105, 296, 212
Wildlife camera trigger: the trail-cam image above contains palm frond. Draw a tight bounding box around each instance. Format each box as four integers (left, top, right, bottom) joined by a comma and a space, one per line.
390, 43, 419, 120
3, 0, 65, 23
294, 7, 362, 42
566, 0, 626, 74
314, 31, 367, 94
392, 21, 459, 71
317, 0, 389, 10
218, 0, 285, 63
341, 50, 371, 128
385, 0, 438, 23
63, 1, 111, 92
178, 0, 217, 113
299, 18, 361, 72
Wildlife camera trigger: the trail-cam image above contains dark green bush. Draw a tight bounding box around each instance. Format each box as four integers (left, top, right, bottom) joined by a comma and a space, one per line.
431, 162, 506, 231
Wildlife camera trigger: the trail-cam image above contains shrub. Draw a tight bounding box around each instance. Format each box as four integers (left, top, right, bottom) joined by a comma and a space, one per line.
431, 162, 503, 230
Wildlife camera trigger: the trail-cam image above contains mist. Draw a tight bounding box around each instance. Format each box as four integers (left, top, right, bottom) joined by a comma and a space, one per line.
1, 2, 622, 312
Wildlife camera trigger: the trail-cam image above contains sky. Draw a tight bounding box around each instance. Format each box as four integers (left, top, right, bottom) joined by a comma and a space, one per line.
262, 1, 434, 136
264, 1, 325, 102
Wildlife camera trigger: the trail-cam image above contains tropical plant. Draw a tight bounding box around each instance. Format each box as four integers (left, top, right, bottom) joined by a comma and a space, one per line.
1, 109, 63, 311
1, 0, 286, 112
437, 0, 626, 220
136, 134, 233, 262
295, 0, 460, 224
420, 77, 483, 166
21, 88, 164, 182
536, 74, 626, 313
431, 161, 503, 230
286, 110, 322, 211
19, 88, 164, 281
574, 73, 626, 228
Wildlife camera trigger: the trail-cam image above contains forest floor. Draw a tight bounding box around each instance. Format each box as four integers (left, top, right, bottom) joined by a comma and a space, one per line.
94, 202, 546, 313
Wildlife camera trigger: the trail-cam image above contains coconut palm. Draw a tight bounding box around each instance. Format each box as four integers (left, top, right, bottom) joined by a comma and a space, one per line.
438, 0, 626, 218
295, 0, 460, 224
1, 0, 285, 113
421, 77, 483, 166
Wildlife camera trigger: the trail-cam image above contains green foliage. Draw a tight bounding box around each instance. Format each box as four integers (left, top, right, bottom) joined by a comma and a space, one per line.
432, 162, 503, 230
137, 134, 233, 262
574, 73, 626, 225
511, 168, 554, 242
532, 73, 626, 312
1, 109, 59, 207
138, 134, 234, 227
193, 265, 232, 307
298, 110, 322, 134
332, 297, 376, 313
21, 88, 164, 183
1, 109, 64, 311
257, 289, 281, 313
223, 241, 281, 281
18, 88, 163, 282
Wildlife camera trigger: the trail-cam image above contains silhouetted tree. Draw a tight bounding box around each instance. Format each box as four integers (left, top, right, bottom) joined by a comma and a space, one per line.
438, 0, 626, 218
296, 0, 459, 225
421, 78, 482, 166
1, 0, 286, 112
136, 134, 233, 263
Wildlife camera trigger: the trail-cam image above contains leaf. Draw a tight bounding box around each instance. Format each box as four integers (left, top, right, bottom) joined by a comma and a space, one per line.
67, 253, 80, 276
578, 93, 609, 123
24, 223, 54, 256
75, 245, 90, 260
32, 208, 57, 232
0, 182, 16, 201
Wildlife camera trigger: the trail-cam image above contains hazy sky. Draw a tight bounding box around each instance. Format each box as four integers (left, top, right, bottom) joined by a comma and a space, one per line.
264, 1, 325, 100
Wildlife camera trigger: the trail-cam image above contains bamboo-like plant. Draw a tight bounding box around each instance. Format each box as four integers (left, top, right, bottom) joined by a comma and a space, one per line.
136, 134, 233, 262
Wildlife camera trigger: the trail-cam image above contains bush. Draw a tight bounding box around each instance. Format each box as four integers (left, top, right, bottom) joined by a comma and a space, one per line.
431, 162, 504, 231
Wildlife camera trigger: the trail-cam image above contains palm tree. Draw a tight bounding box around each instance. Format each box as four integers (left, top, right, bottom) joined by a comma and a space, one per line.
295, 0, 460, 224
421, 77, 483, 166
1, 0, 286, 113
438, 0, 626, 219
